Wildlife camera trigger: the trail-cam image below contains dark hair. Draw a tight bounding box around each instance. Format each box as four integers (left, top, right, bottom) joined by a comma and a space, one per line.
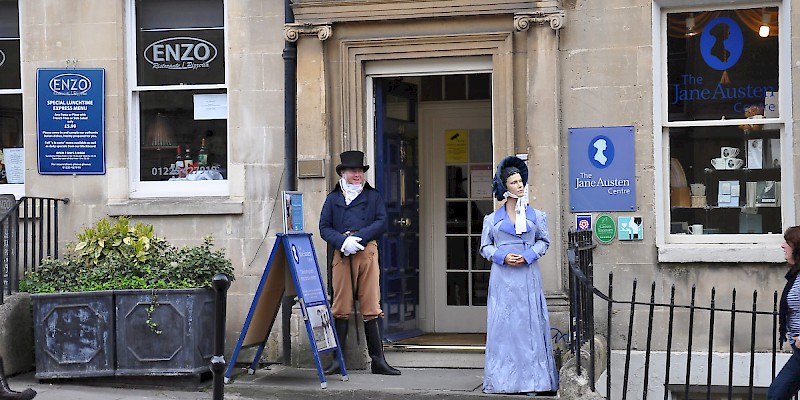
500, 167, 521, 185
785, 226, 800, 265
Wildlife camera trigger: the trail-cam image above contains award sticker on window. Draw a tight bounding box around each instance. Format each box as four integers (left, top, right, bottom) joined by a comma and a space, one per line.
618, 216, 643, 241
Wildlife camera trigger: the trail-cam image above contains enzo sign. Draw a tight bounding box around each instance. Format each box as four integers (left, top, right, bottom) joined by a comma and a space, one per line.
144, 36, 218, 70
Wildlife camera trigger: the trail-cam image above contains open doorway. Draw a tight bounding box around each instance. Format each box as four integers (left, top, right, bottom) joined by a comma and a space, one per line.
372, 72, 493, 341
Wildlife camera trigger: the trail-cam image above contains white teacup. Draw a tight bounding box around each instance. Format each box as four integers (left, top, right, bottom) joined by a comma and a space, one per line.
688, 224, 704, 235
721, 147, 740, 158
711, 157, 727, 170
726, 157, 744, 169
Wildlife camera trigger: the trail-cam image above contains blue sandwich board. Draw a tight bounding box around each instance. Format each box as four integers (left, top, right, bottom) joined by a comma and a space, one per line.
224, 233, 347, 389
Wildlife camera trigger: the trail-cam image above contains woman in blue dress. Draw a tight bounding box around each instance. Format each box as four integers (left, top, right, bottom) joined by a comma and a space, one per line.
480, 156, 559, 395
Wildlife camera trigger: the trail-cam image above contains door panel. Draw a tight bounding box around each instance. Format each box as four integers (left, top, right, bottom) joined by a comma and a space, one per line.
419, 102, 492, 332
374, 78, 422, 341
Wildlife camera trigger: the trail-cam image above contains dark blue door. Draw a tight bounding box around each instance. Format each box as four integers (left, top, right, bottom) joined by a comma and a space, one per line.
374, 78, 422, 341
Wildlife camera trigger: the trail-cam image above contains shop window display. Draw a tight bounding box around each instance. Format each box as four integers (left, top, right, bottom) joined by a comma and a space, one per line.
0, 1, 22, 186
132, 0, 227, 185
666, 7, 782, 235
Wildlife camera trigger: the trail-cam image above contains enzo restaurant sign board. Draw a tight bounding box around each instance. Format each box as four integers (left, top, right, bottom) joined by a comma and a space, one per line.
36, 69, 105, 175
568, 126, 636, 212
137, 29, 225, 86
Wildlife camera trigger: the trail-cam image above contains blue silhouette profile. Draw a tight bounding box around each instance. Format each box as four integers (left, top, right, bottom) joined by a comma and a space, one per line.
589, 135, 614, 169
700, 16, 743, 71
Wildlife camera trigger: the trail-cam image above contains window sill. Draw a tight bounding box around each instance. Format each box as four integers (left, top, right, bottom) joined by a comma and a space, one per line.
657, 242, 785, 263
108, 198, 243, 216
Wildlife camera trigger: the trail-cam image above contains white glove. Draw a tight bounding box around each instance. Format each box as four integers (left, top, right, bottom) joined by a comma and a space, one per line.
341, 236, 365, 256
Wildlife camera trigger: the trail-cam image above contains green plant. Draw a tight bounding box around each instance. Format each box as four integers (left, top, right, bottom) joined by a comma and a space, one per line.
21, 217, 234, 294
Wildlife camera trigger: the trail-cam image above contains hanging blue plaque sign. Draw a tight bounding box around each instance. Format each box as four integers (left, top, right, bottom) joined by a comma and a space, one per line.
568, 126, 636, 212
36, 68, 105, 174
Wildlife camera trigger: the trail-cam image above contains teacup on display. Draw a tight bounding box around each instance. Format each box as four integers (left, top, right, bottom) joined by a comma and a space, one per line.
721, 147, 740, 158
690, 183, 706, 196
726, 157, 744, 169
711, 157, 727, 170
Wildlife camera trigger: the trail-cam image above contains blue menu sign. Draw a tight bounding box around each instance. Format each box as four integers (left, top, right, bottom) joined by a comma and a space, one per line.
36, 68, 105, 174
568, 126, 635, 212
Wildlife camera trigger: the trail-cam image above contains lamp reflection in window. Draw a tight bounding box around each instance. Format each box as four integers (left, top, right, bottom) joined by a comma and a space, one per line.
759, 10, 770, 37
685, 14, 697, 37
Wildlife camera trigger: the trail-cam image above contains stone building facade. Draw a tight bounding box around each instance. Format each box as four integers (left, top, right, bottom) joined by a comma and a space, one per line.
1, 0, 797, 389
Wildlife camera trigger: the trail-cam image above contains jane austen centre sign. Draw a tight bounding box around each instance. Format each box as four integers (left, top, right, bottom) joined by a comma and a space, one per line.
36, 68, 105, 174
568, 126, 636, 212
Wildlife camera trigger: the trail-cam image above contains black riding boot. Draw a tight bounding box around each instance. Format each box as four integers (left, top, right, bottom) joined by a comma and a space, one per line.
323, 318, 349, 375
0, 358, 36, 400
363, 318, 400, 375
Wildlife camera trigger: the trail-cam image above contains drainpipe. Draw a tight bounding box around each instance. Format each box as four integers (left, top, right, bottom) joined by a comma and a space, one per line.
282, 0, 297, 366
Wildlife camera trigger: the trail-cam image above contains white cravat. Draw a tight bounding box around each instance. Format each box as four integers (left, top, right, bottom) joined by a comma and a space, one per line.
503, 185, 529, 234
340, 177, 364, 205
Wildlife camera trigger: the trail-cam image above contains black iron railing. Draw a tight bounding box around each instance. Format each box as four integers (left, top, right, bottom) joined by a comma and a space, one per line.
0, 196, 69, 304
567, 230, 793, 400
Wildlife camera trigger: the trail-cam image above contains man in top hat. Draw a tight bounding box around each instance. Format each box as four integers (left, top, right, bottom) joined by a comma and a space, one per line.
318, 150, 400, 376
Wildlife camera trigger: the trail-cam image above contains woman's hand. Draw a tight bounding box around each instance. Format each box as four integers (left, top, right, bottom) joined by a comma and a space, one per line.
504, 253, 526, 266
793, 336, 800, 347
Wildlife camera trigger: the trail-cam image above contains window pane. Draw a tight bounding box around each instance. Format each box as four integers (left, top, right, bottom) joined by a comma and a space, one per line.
136, 0, 223, 30
0, 0, 20, 90
0, 1, 19, 38
136, 28, 225, 86
446, 165, 468, 198
471, 237, 491, 270
667, 8, 779, 122
446, 272, 468, 306
471, 272, 489, 306
444, 75, 466, 101
139, 89, 227, 182
467, 73, 491, 100
446, 237, 468, 270
0, 39, 19, 90
469, 130, 492, 164
446, 201, 468, 234
669, 126, 781, 234
0, 94, 22, 184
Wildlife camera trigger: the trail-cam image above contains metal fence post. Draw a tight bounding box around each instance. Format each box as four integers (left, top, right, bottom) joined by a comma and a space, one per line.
212, 273, 231, 400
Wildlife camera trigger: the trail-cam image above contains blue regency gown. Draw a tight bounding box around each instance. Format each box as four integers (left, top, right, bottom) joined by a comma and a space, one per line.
479, 205, 559, 394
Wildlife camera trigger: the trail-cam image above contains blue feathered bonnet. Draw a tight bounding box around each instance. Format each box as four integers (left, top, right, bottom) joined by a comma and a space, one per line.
492, 156, 529, 201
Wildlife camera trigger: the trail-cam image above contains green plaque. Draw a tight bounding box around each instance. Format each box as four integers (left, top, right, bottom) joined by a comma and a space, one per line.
595, 214, 616, 244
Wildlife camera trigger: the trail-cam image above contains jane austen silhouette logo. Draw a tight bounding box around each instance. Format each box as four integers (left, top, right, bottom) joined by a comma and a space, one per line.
589, 135, 615, 169
700, 16, 743, 71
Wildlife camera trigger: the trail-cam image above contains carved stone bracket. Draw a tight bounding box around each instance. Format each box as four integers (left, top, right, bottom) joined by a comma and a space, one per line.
514, 10, 566, 31
284, 23, 332, 42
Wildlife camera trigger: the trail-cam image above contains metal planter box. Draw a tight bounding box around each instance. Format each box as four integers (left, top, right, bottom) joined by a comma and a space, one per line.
115, 288, 214, 376
32, 291, 116, 379
31, 288, 214, 379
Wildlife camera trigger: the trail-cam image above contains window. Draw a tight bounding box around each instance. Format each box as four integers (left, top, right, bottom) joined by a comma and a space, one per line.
0, 0, 23, 193
663, 6, 786, 241
130, 0, 227, 197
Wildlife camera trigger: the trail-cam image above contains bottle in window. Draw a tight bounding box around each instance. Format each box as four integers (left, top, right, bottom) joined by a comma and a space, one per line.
184, 147, 194, 174
175, 145, 185, 178
198, 138, 208, 169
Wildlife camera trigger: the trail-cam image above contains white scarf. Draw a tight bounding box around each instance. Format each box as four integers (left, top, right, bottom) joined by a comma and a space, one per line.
503, 185, 529, 234
340, 177, 364, 205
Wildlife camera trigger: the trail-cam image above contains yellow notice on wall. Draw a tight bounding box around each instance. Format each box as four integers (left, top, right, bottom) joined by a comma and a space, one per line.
445, 129, 468, 163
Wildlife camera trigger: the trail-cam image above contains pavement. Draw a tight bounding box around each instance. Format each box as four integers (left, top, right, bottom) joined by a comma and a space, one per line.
7, 365, 559, 399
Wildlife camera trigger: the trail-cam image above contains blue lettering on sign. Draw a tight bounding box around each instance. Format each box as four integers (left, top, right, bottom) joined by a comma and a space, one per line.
144, 37, 218, 70
49, 73, 92, 96
700, 16, 743, 71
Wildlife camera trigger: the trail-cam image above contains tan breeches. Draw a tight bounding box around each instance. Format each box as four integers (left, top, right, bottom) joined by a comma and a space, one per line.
330, 240, 383, 321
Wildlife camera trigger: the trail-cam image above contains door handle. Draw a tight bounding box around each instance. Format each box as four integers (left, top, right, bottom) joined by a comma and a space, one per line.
394, 217, 411, 227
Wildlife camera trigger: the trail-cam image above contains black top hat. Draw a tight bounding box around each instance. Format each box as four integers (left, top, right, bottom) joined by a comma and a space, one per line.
336, 150, 370, 175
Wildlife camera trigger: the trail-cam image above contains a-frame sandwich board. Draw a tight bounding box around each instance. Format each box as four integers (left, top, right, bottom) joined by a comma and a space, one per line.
224, 233, 347, 389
